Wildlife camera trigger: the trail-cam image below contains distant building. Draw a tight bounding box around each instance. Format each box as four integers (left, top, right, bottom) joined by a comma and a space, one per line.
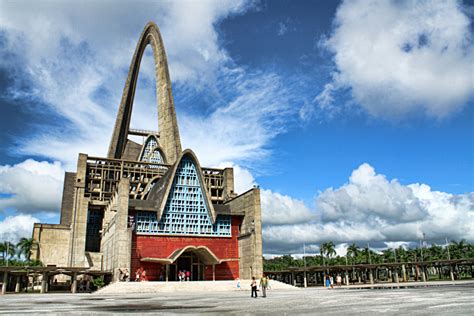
31, 22, 263, 282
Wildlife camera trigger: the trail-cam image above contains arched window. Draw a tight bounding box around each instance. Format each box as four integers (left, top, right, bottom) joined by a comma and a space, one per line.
140, 136, 164, 164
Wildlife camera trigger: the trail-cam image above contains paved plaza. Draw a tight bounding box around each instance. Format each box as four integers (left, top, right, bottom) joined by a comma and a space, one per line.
1, 283, 473, 315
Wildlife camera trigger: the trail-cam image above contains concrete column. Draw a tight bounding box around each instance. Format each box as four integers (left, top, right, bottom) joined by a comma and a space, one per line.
15, 276, 20, 293
40, 272, 47, 294
303, 270, 307, 288
71, 273, 77, 294
421, 267, 426, 282
369, 269, 374, 284
450, 265, 455, 282
291, 272, 296, 286
394, 270, 399, 284
345, 270, 350, 286
2, 272, 8, 295
212, 264, 215, 281
402, 265, 407, 282
165, 265, 169, 282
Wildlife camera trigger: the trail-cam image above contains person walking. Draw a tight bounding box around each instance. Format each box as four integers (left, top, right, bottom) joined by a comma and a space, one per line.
250, 277, 258, 298
135, 268, 141, 282
260, 274, 268, 298
186, 270, 190, 281
336, 274, 342, 287
330, 275, 334, 288
325, 275, 331, 288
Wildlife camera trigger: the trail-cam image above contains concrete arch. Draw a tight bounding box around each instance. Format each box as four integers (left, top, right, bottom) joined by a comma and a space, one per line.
108, 22, 182, 164
148, 149, 217, 223
138, 134, 167, 164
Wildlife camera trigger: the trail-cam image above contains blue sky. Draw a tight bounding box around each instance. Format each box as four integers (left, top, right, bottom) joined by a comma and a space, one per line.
0, 0, 473, 255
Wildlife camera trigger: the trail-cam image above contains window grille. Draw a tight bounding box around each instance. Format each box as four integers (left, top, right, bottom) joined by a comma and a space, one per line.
135, 156, 231, 236
140, 136, 164, 164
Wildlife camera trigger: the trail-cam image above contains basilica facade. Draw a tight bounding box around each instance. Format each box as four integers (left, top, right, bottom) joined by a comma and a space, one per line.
31, 22, 263, 282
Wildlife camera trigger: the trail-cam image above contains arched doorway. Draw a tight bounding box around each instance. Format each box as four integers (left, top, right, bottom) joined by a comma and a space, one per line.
175, 251, 204, 281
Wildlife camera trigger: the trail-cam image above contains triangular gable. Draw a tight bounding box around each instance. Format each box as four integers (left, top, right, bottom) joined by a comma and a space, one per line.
135, 150, 231, 237
139, 135, 166, 164
155, 155, 228, 236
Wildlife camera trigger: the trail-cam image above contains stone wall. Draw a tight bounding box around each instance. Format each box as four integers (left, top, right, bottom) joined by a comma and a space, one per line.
226, 188, 263, 279
100, 179, 132, 281
31, 224, 70, 266
59, 172, 76, 226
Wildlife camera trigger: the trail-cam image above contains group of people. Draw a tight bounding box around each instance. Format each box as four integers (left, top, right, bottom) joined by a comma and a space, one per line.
325, 274, 343, 288
134, 267, 148, 282
178, 270, 191, 281
249, 274, 270, 298
118, 268, 130, 282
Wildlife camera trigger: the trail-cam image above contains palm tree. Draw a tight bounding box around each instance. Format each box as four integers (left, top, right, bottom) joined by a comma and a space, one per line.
363, 245, 372, 264
17, 238, 37, 261
382, 249, 395, 263
0, 241, 16, 262
347, 243, 359, 265
322, 241, 336, 262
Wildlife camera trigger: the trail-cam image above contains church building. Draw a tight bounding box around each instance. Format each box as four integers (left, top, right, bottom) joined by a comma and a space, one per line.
31, 22, 263, 282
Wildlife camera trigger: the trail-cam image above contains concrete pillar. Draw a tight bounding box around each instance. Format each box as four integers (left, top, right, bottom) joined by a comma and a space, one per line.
2, 272, 8, 295
15, 276, 20, 293
40, 272, 47, 294
394, 270, 399, 284
345, 270, 350, 286
450, 265, 455, 282
421, 267, 426, 282
71, 273, 77, 294
212, 264, 215, 281
303, 270, 307, 288
291, 272, 296, 286
402, 265, 407, 282
165, 265, 169, 282
369, 269, 374, 284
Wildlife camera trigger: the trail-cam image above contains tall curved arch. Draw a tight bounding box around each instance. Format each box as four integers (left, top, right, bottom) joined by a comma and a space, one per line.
108, 22, 182, 164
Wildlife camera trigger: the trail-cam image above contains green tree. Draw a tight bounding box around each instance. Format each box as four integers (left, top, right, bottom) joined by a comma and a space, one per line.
347, 243, 359, 265
321, 241, 336, 263
17, 238, 37, 261
0, 241, 16, 261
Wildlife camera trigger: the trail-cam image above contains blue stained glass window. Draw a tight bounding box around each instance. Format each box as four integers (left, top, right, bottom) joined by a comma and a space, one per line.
135, 156, 231, 236
140, 136, 164, 164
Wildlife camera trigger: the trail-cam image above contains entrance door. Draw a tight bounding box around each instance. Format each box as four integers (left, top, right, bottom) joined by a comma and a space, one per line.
171, 251, 206, 281
177, 256, 191, 277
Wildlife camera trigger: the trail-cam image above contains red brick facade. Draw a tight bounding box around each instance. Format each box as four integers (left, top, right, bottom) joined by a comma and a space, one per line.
131, 216, 241, 280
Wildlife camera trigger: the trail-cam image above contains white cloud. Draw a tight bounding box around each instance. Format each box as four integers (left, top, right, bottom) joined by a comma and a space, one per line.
317, 0, 474, 119
180, 70, 294, 168
0, 0, 258, 170
0, 214, 40, 243
0, 1, 298, 219
318, 163, 427, 224
263, 163, 474, 254
0, 160, 64, 214
261, 189, 315, 225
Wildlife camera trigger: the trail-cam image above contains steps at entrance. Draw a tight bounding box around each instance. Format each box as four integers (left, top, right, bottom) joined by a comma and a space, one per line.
94, 280, 297, 295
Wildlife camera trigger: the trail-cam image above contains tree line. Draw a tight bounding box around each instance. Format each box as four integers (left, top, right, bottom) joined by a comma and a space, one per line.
0, 238, 42, 266
264, 240, 474, 271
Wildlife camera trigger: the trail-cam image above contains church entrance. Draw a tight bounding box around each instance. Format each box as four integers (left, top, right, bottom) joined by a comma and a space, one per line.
172, 251, 204, 281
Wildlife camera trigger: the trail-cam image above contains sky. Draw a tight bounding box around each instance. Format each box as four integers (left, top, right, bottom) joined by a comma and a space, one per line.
0, 0, 473, 256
